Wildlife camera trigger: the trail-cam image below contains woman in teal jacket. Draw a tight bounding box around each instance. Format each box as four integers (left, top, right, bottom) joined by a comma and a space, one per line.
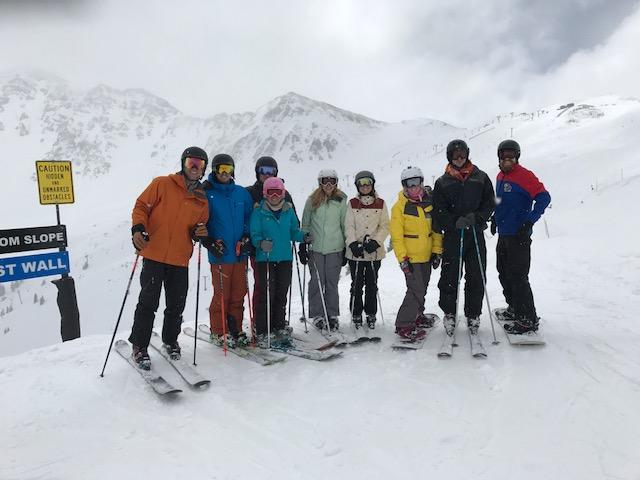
250, 177, 310, 347
299, 169, 347, 331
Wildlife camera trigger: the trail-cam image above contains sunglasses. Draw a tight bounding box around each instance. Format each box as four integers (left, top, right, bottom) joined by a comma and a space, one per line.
216, 164, 234, 174
257, 166, 277, 176
320, 177, 337, 186
356, 177, 374, 187
185, 157, 205, 169
403, 177, 423, 188
266, 188, 284, 197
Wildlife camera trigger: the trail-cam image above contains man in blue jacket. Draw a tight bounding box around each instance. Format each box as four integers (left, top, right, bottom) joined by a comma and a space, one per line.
493, 140, 551, 334
204, 153, 254, 347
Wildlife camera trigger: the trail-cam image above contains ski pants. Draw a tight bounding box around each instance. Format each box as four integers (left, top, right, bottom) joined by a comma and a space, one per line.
496, 235, 537, 321
209, 260, 247, 336
253, 261, 292, 335
308, 251, 342, 318
396, 262, 432, 329
129, 258, 188, 348
438, 228, 486, 318
348, 259, 380, 317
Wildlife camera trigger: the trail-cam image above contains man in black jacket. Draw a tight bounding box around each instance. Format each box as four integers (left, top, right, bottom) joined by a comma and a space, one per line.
432, 139, 495, 338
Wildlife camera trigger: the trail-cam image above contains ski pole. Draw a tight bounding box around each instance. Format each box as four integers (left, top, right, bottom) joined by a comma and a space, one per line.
309, 249, 331, 332
287, 245, 293, 328
193, 242, 202, 365
453, 228, 465, 338
371, 253, 384, 325
471, 227, 499, 345
245, 261, 257, 346
293, 245, 308, 333
100, 254, 140, 377
349, 259, 361, 331
266, 250, 271, 349
217, 264, 227, 355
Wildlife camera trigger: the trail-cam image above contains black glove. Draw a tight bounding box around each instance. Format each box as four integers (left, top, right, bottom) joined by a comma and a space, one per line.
341, 248, 348, 266
298, 243, 309, 265
400, 257, 413, 275
455, 213, 476, 230
206, 239, 226, 258
363, 236, 380, 254
303, 232, 313, 244
349, 241, 364, 258
236, 235, 254, 256
191, 223, 208, 241
260, 239, 273, 253
490, 217, 497, 236
517, 221, 534, 236
430, 253, 441, 270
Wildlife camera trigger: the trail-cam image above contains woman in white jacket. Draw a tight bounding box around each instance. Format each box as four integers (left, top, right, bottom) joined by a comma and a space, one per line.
344, 171, 390, 329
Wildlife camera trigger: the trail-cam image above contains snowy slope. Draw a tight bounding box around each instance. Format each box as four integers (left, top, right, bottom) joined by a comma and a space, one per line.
1, 74, 640, 479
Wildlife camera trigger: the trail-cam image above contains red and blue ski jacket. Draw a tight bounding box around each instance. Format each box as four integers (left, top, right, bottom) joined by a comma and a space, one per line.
495, 163, 551, 236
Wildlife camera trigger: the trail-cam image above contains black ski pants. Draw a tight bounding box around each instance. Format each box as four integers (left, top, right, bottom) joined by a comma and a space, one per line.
438, 227, 486, 318
348, 260, 381, 317
129, 258, 188, 348
254, 261, 292, 335
496, 235, 537, 321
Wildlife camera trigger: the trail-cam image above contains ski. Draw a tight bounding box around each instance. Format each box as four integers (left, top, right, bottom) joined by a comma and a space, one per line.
311, 322, 370, 347
493, 308, 546, 346
270, 343, 343, 361
183, 326, 286, 366
114, 340, 182, 395
352, 323, 382, 343
149, 332, 211, 387
437, 332, 456, 358
468, 330, 487, 358
291, 332, 339, 350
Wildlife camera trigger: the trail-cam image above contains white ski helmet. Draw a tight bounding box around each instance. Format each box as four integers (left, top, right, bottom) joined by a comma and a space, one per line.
400, 166, 424, 186
317, 169, 338, 183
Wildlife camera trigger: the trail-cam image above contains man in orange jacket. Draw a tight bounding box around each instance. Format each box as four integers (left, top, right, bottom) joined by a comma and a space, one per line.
128, 146, 210, 370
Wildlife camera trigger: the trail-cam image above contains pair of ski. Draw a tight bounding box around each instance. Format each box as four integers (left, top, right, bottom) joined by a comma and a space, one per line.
184, 324, 342, 363
305, 320, 381, 347
115, 332, 211, 396
437, 328, 487, 358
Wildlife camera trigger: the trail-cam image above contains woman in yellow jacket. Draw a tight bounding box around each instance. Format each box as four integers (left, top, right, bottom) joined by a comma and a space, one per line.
390, 166, 443, 339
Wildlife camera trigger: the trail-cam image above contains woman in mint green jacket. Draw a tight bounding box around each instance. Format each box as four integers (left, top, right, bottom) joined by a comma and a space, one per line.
299, 169, 347, 331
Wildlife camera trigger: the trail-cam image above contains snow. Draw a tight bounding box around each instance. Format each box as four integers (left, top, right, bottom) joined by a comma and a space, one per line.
1, 91, 640, 479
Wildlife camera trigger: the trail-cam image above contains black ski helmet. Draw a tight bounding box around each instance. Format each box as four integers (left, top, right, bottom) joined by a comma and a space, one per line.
497, 139, 521, 161
446, 139, 470, 162
212, 153, 235, 169
354, 170, 375, 188
181, 146, 208, 171
255, 156, 278, 180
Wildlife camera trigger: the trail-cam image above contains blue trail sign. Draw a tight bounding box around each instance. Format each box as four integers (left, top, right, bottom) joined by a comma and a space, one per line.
0, 251, 70, 283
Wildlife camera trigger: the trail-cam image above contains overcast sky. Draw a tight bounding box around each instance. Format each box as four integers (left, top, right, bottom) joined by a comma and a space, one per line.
2, 0, 640, 126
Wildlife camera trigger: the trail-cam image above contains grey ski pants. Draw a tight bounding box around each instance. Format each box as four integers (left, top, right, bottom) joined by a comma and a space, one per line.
395, 262, 432, 329
308, 251, 343, 318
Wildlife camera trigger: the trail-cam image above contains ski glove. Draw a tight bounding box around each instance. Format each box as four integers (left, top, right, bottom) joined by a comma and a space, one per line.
490, 216, 497, 236
236, 235, 254, 256
363, 236, 380, 254
260, 239, 273, 253
303, 232, 313, 244
132, 231, 149, 251
341, 248, 348, 266
298, 243, 309, 265
206, 239, 226, 258
400, 257, 413, 275
349, 241, 365, 258
191, 223, 209, 241
455, 213, 476, 230
430, 253, 441, 270
517, 221, 534, 237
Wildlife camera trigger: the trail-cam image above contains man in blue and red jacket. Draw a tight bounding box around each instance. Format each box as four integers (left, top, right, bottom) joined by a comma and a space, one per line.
493, 139, 551, 334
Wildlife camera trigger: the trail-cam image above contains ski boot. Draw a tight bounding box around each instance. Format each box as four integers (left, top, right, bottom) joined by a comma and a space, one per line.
443, 314, 456, 337
366, 314, 376, 330
352, 315, 363, 329
255, 333, 270, 349
467, 317, 480, 335
212, 333, 237, 349
313, 316, 327, 330
132, 345, 151, 370
273, 329, 294, 348
416, 313, 435, 329
503, 317, 539, 334
163, 341, 181, 360
395, 325, 426, 341
329, 316, 340, 332
497, 306, 517, 322
234, 332, 249, 348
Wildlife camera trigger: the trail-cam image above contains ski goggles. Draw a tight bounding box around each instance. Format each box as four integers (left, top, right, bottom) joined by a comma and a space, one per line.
215, 164, 234, 174
498, 150, 518, 161
257, 165, 277, 176
356, 177, 374, 187
266, 188, 285, 197
450, 151, 467, 161
320, 177, 338, 186
403, 177, 423, 188
184, 157, 205, 169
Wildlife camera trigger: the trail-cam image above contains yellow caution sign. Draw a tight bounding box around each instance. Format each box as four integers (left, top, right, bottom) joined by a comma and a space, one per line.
36, 161, 75, 205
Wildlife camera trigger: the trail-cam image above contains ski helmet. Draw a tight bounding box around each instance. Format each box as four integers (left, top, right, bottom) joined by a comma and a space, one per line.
497, 139, 521, 161
446, 139, 470, 162
354, 170, 375, 188
317, 169, 338, 185
400, 166, 424, 186
181, 146, 208, 171
262, 176, 286, 197
255, 156, 278, 180
212, 153, 234, 168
